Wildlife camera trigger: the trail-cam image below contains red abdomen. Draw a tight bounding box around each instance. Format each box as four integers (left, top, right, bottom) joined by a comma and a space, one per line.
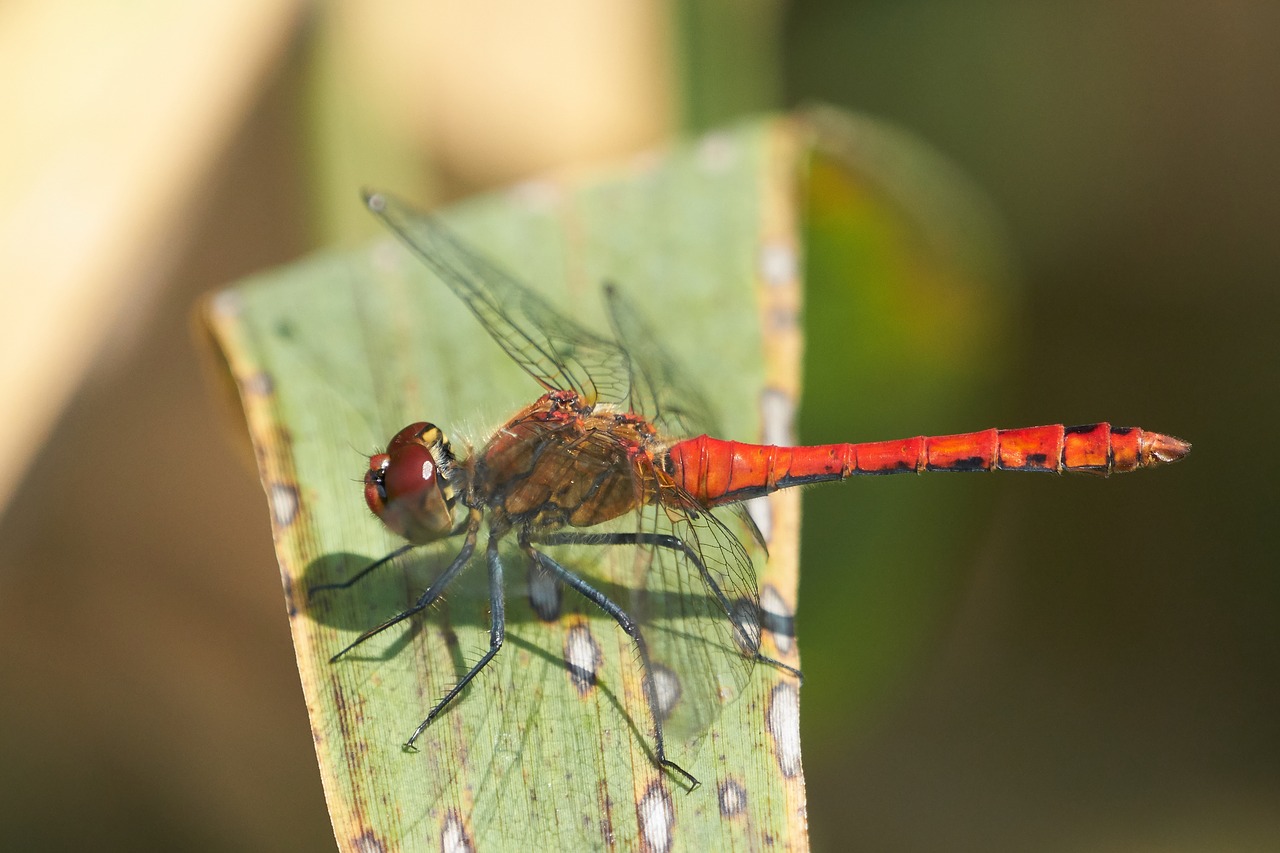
666, 423, 1190, 508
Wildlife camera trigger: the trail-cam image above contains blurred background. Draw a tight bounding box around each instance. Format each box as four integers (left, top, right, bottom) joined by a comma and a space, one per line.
1, 2, 1275, 850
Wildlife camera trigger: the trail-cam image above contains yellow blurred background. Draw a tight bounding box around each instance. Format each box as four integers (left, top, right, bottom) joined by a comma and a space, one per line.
1, 2, 1276, 849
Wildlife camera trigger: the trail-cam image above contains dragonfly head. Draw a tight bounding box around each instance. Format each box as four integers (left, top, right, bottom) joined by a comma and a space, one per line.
364, 422, 459, 545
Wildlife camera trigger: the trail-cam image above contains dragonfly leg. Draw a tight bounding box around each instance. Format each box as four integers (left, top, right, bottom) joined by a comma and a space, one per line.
526, 546, 700, 791
308, 543, 416, 595
536, 531, 803, 683
406, 532, 506, 749
328, 510, 481, 663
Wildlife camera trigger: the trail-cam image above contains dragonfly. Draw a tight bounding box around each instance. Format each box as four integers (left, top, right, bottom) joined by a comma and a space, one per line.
312, 190, 1190, 789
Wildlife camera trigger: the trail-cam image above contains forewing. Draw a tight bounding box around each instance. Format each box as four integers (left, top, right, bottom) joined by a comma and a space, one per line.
366, 191, 631, 407
601, 283, 720, 440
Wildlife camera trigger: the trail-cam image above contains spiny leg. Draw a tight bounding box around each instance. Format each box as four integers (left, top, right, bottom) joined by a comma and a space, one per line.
536, 531, 802, 682
526, 545, 700, 790
329, 510, 481, 663
406, 532, 506, 749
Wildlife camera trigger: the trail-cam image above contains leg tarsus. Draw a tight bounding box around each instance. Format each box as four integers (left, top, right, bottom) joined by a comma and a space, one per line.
662, 758, 700, 790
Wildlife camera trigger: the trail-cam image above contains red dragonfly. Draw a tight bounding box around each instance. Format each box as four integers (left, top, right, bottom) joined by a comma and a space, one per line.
313, 191, 1189, 789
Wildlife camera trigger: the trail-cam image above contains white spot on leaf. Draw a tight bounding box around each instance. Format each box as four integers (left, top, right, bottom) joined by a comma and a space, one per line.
759, 242, 797, 287
269, 483, 298, 528
760, 387, 795, 447
718, 778, 747, 816
638, 783, 674, 853
651, 665, 682, 721
564, 623, 600, 695
767, 682, 802, 777
441, 810, 473, 853
760, 585, 793, 654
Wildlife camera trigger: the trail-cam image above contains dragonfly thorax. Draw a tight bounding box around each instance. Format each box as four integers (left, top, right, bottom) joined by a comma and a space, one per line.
364, 422, 460, 545
474, 392, 666, 533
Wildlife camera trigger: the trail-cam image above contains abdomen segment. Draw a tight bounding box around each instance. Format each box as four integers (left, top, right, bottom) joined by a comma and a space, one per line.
666, 423, 1190, 508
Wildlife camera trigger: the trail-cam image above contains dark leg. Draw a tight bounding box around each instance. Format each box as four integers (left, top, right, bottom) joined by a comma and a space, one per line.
405, 532, 506, 749
329, 511, 481, 663
309, 543, 416, 595
535, 531, 802, 682
528, 547, 700, 790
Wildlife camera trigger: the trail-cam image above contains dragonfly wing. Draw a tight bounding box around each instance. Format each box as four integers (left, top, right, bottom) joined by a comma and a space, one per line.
366, 191, 632, 407
603, 283, 769, 549
630, 479, 761, 744
600, 283, 721, 441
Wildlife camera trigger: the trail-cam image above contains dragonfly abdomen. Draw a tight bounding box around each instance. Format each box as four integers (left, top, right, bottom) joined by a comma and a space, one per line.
667, 423, 1189, 507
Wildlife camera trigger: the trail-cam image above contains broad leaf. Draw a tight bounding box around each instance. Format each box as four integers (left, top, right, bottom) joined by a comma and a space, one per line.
206, 115, 812, 850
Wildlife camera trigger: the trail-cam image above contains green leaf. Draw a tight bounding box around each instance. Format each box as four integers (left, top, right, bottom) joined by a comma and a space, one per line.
206, 115, 810, 850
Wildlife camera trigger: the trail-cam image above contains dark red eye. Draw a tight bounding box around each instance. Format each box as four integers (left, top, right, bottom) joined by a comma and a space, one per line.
382, 443, 438, 503
386, 421, 431, 454
364, 422, 456, 545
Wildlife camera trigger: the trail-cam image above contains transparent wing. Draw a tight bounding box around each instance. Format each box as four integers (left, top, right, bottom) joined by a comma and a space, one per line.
603, 283, 768, 548
598, 285, 772, 722
601, 283, 720, 441
629, 477, 762, 743
366, 191, 632, 407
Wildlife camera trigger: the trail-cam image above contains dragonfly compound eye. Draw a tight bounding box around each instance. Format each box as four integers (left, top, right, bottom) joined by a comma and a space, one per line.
385, 442, 438, 499
365, 423, 458, 545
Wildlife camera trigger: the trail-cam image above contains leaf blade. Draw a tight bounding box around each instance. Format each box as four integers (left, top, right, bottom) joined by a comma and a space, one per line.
205, 115, 810, 850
